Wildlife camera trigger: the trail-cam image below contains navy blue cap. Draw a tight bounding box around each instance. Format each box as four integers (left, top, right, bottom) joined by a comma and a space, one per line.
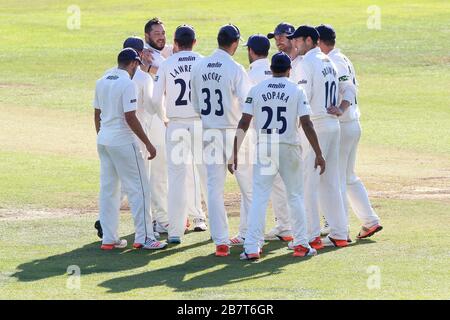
123, 37, 145, 52
316, 24, 336, 41
218, 24, 242, 41
287, 25, 320, 42
271, 52, 291, 70
267, 22, 295, 39
118, 48, 142, 64
175, 24, 196, 40
244, 34, 270, 53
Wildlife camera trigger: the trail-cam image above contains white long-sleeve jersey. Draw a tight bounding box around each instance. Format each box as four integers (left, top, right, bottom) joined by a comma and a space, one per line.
144, 44, 174, 68
248, 58, 272, 85
289, 55, 303, 84
190, 49, 251, 129
327, 48, 359, 122
152, 50, 203, 121
296, 47, 341, 121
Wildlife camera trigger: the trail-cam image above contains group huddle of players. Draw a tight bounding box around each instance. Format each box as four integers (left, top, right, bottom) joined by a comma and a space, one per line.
93, 17, 383, 259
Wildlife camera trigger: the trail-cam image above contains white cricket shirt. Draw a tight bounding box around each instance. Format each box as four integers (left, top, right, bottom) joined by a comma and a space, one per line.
289, 54, 303, 84
243, 76, 311, 146
144, 44, 174, 68
190, 48, 251, 129
93, 68, 138, 146
248, 58, 272, 85
153, 50, 203, 120
104, 67, 155, 123
327, 48, 359, 122
296, 47, 339, 121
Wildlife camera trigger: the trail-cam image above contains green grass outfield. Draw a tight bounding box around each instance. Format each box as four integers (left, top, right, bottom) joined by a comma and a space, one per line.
0, 0, 449, 299
1, 200, 449, 299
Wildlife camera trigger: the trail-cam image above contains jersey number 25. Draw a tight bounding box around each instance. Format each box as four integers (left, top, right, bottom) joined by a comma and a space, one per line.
261, 106, 287, 134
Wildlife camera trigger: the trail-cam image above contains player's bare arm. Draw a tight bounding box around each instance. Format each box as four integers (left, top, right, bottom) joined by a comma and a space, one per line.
228, 113, 252, 174
94, 108, 101, 134
299, 115, 325, 174
327, 99, 351, 117
124, 110, 157, 160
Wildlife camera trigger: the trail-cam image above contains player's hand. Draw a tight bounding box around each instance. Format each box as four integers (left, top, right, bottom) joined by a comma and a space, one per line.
327, 105, 343, 117
227, 156, 238, 174
146, 142, 157, 160
314, 155, 326, 175
142, 48, 154, 65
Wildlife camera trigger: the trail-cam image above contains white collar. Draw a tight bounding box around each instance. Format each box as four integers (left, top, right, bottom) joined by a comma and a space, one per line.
250, 58, 269, 69
113, 68, 131, 79
328, 48, 340, 56
214, 48, 232, 58
304, 47, 321, 59
145, 43, 162, 54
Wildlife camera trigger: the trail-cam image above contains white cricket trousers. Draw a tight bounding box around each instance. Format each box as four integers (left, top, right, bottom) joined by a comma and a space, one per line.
147, 115, 169, 225
339, 120, 380, 227
166, 119, 208, 238
244, 144, 310, 254
302, 117, 348, 241
270, 175, 291, 233
97, 143, 156, 245
204, 128, 253, 245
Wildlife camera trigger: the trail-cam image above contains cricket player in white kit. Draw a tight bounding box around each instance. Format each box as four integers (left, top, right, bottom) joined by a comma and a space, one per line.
153, 25, 208, 243
267, 22, 302, 83
288, 26, 350, 248
191, 24, 253, 257
93, 48, 167, 250
316, 24, 382, 239
245, 34, 293, 242
228, 52, 325, 259
94, 37, 157, 240
144, 18, 206, 233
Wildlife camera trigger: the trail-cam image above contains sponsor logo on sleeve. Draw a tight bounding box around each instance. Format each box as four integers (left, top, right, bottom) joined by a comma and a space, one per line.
298, 79, 307, 84
130, 99, 137, 103
339, 75, 349, 82
245, 97, 253, 103
154, 76, 159, 82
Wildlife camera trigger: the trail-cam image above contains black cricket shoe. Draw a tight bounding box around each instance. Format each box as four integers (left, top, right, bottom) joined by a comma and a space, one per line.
94, 220, 103, 239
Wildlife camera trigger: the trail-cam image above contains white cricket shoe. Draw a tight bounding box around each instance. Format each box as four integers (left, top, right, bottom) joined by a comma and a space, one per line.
193, 218, 208, 232
287, 240, 294, 250
320, 220, 331, 236
143, 238, 168, 250
101, 239, 128, 250
264, 226, 293, 241
154, 221, 169, 234
230, 235, 245, 246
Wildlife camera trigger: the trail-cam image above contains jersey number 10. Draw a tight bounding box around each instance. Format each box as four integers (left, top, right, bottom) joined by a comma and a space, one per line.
324, 80, 337, 109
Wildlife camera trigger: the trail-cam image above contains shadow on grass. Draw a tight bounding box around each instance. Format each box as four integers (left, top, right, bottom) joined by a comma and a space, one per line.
12, 234, 211, 282
99, 239, 376, 293
13, 232, 376, 293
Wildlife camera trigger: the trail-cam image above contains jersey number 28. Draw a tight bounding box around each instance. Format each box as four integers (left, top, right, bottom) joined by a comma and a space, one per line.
174, 79, 191, 106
